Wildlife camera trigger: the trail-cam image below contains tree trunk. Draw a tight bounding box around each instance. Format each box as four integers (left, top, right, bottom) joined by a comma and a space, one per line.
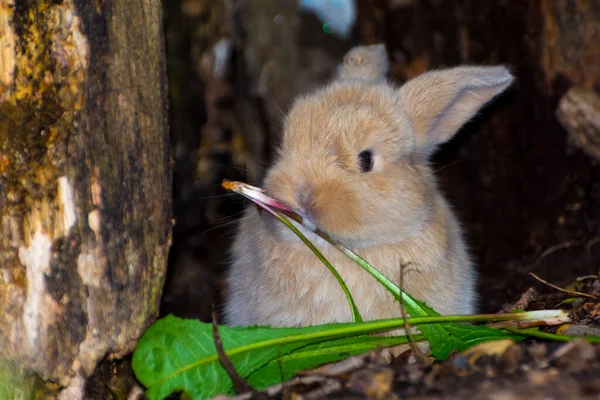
0, 0, 171, 397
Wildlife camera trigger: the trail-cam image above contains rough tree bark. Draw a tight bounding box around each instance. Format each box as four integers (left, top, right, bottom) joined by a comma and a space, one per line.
0, 0, 171, 397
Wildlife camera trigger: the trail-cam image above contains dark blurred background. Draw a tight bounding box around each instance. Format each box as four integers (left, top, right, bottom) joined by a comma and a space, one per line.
159, 0, 600, 320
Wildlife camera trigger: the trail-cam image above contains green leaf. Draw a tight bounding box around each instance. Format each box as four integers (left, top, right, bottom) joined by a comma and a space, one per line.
557, 298, 578, 305
133, 311, 540, 400
133, 315, 410, 400
246, 335, 416, 389
395, 290, 519, 359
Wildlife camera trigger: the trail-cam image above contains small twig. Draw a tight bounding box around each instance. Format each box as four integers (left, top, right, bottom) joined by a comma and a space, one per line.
488, 319, 549, 330
586, 236, 600, 254
303, 379, 342, 400
211, 308, 256, 395
505, 327, 600, 343
534, 241, 579, 267
576, 274, 599, 282
263, 376, 333, 398
306, 354, 366, 376
499, 287, 538, 313
398, 262, 429, 364
529, 272, 599, 300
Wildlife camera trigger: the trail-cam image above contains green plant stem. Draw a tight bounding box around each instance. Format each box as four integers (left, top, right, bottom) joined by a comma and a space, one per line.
506, 327, 600, 343
225, 311, 570, 357
273, 214, 363, 322
163, 311, 573, 382
332, 243, 428, 315
279, 208, 429, 315
280, 210, 423, 316
276, 335, 426, 361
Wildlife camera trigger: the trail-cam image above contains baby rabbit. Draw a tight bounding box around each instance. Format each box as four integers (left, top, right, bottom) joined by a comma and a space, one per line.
224, 44, 513, 329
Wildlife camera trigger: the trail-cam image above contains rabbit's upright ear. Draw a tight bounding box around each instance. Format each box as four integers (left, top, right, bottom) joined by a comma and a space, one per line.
336, 44, 389, 82
398, 66, 514, 157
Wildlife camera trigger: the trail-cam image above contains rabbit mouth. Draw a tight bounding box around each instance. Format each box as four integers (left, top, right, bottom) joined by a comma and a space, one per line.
293, 209, 318, 232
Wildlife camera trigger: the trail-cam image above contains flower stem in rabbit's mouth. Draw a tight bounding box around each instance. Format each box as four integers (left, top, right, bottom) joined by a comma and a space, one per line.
222, 179, 363, 323
221, 180, 334, 240
222, 180, 295, 214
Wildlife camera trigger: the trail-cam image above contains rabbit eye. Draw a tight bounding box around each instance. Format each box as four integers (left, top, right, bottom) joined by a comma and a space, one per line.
358, 150, 374, 172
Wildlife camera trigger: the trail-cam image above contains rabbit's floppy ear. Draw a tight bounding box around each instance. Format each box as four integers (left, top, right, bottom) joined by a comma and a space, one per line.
336, 44, 389, 82
398, 66, 514, 157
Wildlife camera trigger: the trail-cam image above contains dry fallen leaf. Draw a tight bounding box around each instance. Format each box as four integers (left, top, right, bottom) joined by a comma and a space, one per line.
346, 367, 395, 400
461, 339, 516, 365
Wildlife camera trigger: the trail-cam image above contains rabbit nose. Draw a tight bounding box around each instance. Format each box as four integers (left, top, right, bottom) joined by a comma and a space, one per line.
296, 183, 315, 215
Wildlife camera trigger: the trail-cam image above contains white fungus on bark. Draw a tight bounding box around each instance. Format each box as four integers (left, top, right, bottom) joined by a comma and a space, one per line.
58, 176, 78, 233
18, 230, 53, 351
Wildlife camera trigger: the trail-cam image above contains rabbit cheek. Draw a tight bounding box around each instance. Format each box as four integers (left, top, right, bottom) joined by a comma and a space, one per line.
309, 180, 361, 237
355, 169, 429, 242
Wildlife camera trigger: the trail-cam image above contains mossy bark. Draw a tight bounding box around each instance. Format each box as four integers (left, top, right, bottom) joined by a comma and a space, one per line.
0, 0, 171, 396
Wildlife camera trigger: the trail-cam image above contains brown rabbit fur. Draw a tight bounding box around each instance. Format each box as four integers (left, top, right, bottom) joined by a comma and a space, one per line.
224, 45, 513, 330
